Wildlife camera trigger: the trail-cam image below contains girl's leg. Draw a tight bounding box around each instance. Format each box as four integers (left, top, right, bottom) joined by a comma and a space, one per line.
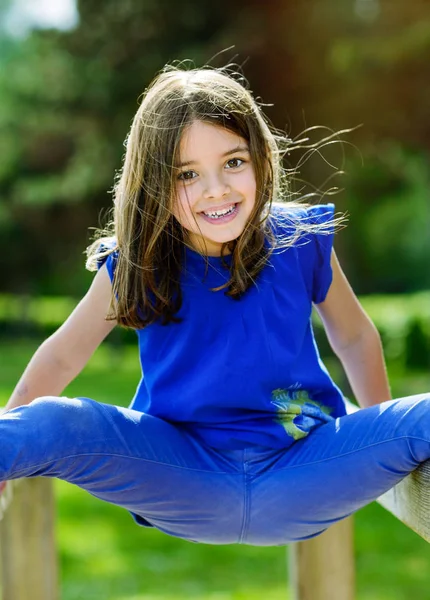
246, 394, 430, 545
0, 396, 244, 544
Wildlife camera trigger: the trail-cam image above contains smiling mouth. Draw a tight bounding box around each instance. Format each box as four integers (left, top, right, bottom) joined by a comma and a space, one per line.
201, 203, 237, 219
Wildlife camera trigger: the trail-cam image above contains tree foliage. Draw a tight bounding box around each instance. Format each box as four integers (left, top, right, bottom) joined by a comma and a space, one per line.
0, 0, 429, 295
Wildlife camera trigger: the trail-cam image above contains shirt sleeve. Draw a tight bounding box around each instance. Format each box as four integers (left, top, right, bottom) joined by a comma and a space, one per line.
95, 240, 119, 284
297, 204, 335, 304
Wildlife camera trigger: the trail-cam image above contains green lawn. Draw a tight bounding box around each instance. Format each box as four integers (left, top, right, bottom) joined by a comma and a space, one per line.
1, 338, 429, 599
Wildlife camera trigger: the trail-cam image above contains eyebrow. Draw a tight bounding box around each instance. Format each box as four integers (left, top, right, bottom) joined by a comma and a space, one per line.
176, 145, 250, 168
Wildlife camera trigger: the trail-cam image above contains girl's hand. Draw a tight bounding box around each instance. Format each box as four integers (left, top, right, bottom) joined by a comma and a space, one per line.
0, 481, 11, 521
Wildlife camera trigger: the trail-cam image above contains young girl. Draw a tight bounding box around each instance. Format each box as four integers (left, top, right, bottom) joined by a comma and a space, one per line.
1, 65, 429, 546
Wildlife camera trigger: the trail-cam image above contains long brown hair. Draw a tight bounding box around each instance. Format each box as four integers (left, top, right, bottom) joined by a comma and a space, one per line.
86, 64, 344, 328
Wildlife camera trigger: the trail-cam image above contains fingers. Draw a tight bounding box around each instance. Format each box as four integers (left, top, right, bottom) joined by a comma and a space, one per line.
0, 481, 12, 520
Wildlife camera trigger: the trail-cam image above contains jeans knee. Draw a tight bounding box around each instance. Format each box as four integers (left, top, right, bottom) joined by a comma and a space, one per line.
29, 395, 81, 422
25, 396, 98, 444
389, 394, 430, 442
31, 395, 78, 407
393, 394, 430, 417
1, 396, 109, 481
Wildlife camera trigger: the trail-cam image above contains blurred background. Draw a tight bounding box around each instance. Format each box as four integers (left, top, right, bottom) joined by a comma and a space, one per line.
0, 0, 429, 598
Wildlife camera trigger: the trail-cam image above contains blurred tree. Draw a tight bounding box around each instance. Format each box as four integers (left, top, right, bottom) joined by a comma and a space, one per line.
237, 0, 430, 294
0, 0, 429, 297
343, 147, 430, 293
0, 0, 255, 294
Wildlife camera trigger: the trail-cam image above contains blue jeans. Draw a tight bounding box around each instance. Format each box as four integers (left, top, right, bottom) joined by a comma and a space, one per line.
1, 394, 429, 545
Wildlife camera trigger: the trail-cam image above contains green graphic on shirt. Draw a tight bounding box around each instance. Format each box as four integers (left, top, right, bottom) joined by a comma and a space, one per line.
271, 387, 333, 440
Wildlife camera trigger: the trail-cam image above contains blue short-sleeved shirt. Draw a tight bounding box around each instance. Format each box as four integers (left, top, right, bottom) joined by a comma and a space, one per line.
98, 203, 346, 450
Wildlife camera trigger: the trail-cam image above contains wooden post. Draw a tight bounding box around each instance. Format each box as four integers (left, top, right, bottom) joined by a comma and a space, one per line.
377, 460, 430, 542
0, 478, 59, 600
288, 517, 355, 600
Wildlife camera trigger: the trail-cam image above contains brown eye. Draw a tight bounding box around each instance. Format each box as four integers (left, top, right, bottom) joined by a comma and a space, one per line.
226, 158, 244, 169
178, 170, 197, 181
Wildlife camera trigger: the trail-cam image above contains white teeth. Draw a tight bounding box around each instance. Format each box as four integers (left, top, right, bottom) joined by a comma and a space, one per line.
203, 204, 236, 218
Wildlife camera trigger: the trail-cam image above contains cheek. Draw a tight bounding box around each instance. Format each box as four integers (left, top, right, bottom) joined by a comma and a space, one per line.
173, 187, 198, 229
240, 172, 257, 202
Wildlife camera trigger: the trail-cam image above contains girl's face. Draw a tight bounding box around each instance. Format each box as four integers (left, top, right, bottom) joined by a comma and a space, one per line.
173, 120, 257, 256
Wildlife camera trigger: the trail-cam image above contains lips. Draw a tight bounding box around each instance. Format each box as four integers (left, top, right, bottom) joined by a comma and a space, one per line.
199, 202, 240, 224
202, 204, 236, 218
199, 201, 238, 215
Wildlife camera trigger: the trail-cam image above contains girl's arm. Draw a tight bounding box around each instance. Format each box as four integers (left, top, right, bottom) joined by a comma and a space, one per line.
314, 250, 391, 408
4, 265, 117, 412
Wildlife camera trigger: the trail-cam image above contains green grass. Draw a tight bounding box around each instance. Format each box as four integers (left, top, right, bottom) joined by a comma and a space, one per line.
1, 338, 430, 599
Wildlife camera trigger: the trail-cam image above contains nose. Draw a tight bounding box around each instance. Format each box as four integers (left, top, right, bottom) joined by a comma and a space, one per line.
202, 174, 231, 199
